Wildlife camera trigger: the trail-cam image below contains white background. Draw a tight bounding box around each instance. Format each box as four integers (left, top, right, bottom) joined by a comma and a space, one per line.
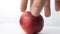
0, 0, 60, 34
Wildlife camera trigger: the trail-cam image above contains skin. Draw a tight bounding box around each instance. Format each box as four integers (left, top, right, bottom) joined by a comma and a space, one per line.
21, 0, 60, 17
20, 11, 44, 34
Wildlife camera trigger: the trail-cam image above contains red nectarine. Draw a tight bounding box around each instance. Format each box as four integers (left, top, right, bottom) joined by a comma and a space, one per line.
20, 11, 44, 34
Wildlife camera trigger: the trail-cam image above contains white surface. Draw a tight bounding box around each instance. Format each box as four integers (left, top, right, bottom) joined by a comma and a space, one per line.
0, 23, 60, 34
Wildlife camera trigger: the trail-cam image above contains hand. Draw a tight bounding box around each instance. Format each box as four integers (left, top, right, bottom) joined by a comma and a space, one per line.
21, 0, 60, 17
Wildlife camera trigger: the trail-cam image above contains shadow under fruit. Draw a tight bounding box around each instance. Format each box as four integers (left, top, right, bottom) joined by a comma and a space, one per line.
20, 11, 44, 34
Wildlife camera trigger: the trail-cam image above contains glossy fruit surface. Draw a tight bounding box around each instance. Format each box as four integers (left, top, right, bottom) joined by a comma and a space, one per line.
20, 11, 44, 34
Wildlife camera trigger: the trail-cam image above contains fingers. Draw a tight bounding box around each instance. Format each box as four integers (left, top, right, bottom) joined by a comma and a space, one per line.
55, 0, 60, 11
30, 0, 45, 16
44, 0, 51, 17
21, 0, 28, 12
30, 0, 34, 8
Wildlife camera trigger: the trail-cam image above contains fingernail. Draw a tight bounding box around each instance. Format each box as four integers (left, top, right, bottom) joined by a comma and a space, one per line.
31, 7, 39, 12
30, 7, 40, 16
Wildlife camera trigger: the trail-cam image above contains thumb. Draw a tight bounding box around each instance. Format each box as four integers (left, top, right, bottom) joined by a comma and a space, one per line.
30, 0, 45, 16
